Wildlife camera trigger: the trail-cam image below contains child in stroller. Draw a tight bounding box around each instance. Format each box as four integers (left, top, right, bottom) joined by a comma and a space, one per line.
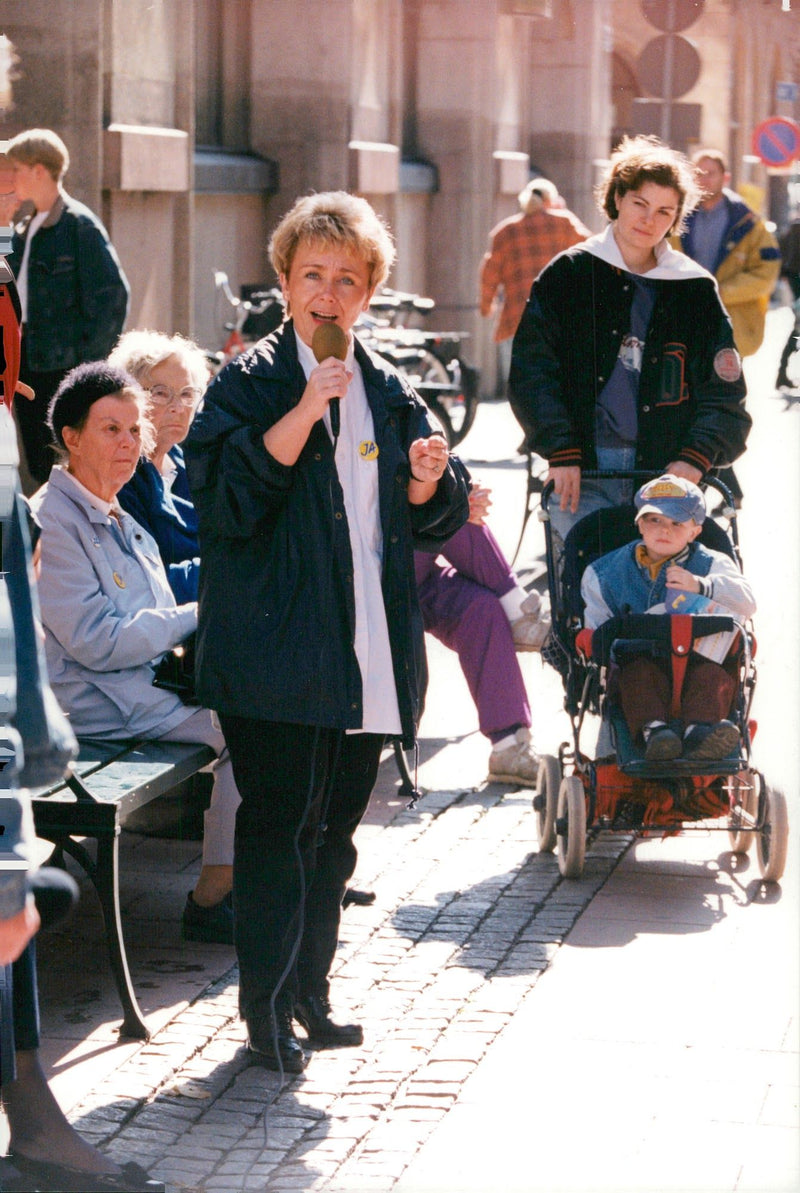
578, 474, 756, 763
534, 470, 788, 884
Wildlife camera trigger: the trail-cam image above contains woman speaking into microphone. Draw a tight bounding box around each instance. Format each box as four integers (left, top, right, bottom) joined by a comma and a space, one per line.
184, 191, 470, 1073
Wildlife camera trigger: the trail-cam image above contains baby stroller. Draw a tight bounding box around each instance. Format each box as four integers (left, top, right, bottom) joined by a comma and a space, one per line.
534, 471, 789, 884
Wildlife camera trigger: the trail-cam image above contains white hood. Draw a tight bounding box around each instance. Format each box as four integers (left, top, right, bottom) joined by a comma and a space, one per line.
583, 223, 712, 283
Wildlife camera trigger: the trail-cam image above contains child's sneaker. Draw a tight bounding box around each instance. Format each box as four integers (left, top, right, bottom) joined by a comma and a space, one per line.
642, 720, 682, 761
488, 728, 540, 787
511, 592, 551, 652
682, 720, 740, 760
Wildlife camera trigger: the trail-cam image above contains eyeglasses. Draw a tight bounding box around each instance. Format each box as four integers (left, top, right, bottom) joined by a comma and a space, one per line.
146, 385, 202, 408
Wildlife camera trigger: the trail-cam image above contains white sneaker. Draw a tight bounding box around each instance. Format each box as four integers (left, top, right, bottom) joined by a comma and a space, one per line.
510, 591, 551, 652
488, 728, 541, 787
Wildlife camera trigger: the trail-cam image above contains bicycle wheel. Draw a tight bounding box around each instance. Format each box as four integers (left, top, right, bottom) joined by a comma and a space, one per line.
425, 352, 480, 448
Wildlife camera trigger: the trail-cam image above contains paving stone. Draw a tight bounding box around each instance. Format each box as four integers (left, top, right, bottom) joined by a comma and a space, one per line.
51, 718, 667, 1192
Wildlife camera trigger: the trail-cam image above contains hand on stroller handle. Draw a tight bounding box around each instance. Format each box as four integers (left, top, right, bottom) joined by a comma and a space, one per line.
540, 470, 738, 515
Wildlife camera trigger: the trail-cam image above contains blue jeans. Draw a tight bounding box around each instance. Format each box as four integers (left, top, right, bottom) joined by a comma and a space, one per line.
547, 446, 637, 546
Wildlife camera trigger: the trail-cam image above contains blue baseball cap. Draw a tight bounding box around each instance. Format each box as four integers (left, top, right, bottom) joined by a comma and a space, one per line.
634, 474, 706, 524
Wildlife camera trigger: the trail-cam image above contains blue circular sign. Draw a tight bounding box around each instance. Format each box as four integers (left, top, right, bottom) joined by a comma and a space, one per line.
752, 117, 800, 167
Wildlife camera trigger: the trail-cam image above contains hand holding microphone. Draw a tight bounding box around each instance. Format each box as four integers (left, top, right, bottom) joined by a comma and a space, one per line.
311, 322, 348, 438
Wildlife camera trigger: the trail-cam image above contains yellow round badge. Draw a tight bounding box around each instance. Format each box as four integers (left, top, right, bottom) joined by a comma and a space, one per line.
112, 571, 126, 589
358, 440, 379, 461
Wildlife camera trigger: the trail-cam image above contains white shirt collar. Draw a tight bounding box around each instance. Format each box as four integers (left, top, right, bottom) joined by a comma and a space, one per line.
583, 222, 712, 281
58, 464, 121, 518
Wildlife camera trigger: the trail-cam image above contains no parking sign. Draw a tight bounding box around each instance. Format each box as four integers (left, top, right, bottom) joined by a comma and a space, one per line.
752, 116, 800, 167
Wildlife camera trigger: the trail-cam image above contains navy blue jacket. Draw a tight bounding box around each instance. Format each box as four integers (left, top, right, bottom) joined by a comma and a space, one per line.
184, 321, 471, 742
118, 447, 200, 603
8, 192, 129, 372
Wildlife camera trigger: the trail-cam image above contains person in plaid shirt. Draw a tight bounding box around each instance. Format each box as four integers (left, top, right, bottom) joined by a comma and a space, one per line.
479, 177, 590, 383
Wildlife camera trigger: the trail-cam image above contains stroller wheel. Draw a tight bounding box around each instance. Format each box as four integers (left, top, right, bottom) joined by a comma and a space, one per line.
556, 775, 586, 879
727, 771, 758, 854
756, 784, 789, 884
534, 755, 560, 852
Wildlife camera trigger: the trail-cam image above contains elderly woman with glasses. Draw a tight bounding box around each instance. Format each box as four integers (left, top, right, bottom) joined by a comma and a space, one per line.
29, 361, 239, 946
111, 330, 208, 602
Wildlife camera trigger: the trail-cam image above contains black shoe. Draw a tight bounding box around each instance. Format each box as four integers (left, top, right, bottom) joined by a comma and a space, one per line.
342, 887, 376, 908
294, 993, 363, 1047
682, 720, 740, 761
642, 723, 682, 761
4, 1153, 166, 1191
247, 1010, 307, 1073
181, 890, 234, 944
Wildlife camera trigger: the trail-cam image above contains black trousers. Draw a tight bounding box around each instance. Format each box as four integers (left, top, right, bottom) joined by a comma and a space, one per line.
218, 716, 383, 1027
15, 338, 68, 485
777, 277, 800, 386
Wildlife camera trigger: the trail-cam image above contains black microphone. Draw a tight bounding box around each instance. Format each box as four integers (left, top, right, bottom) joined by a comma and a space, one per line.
311, 322, 348, 439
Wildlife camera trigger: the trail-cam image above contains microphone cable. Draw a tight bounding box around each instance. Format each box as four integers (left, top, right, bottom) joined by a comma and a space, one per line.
259, 395, 344, 1132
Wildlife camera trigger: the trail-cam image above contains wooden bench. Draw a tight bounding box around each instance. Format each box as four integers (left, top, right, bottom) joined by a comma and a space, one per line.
30, 738, 215, 1041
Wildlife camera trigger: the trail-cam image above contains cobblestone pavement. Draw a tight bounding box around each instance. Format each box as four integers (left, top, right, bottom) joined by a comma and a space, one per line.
13, 314, 798, 1191
65, 757, 633, 1193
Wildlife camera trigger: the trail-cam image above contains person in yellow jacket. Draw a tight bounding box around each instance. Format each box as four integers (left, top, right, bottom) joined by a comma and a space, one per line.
673, 148, 780, 504
674, 148, 780, 357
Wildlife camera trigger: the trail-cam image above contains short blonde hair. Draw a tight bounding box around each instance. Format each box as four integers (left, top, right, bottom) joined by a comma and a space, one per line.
6, 128, 69, 182
268, 191, 396, 289
109, 329, 210, 391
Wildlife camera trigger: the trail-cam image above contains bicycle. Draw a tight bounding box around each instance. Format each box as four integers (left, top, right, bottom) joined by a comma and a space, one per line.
209, 274, 480, 446
356, 290, 480, 447
208, 270, 283, 373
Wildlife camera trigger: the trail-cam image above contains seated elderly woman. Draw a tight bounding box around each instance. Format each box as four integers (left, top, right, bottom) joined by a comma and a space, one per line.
29, 361, 239, 944
110, 329, 207, 602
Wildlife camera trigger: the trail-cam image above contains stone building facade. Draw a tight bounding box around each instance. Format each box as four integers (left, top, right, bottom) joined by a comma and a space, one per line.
1, 0, 798, 394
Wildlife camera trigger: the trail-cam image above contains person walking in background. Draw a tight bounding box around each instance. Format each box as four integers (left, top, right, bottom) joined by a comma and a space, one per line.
775, 216, 800, 391
677, 149, 780, 359
674, 148, 780, 504
5, 128, 130, 485
479, 177, 590, 390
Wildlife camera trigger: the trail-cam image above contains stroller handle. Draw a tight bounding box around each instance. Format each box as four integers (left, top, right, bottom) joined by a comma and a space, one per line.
540, 470, 737, 515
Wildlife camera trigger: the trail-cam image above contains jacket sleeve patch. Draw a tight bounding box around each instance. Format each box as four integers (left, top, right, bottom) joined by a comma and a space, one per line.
713, 347, 742, 382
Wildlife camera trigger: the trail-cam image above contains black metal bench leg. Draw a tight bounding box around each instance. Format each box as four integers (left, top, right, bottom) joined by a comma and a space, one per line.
93, 830, 150, 1041
393, 740, 421, 803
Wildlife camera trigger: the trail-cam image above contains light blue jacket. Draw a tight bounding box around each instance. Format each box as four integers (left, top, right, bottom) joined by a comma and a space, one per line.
30, 467, 197, 739
581, 539, 756, 629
